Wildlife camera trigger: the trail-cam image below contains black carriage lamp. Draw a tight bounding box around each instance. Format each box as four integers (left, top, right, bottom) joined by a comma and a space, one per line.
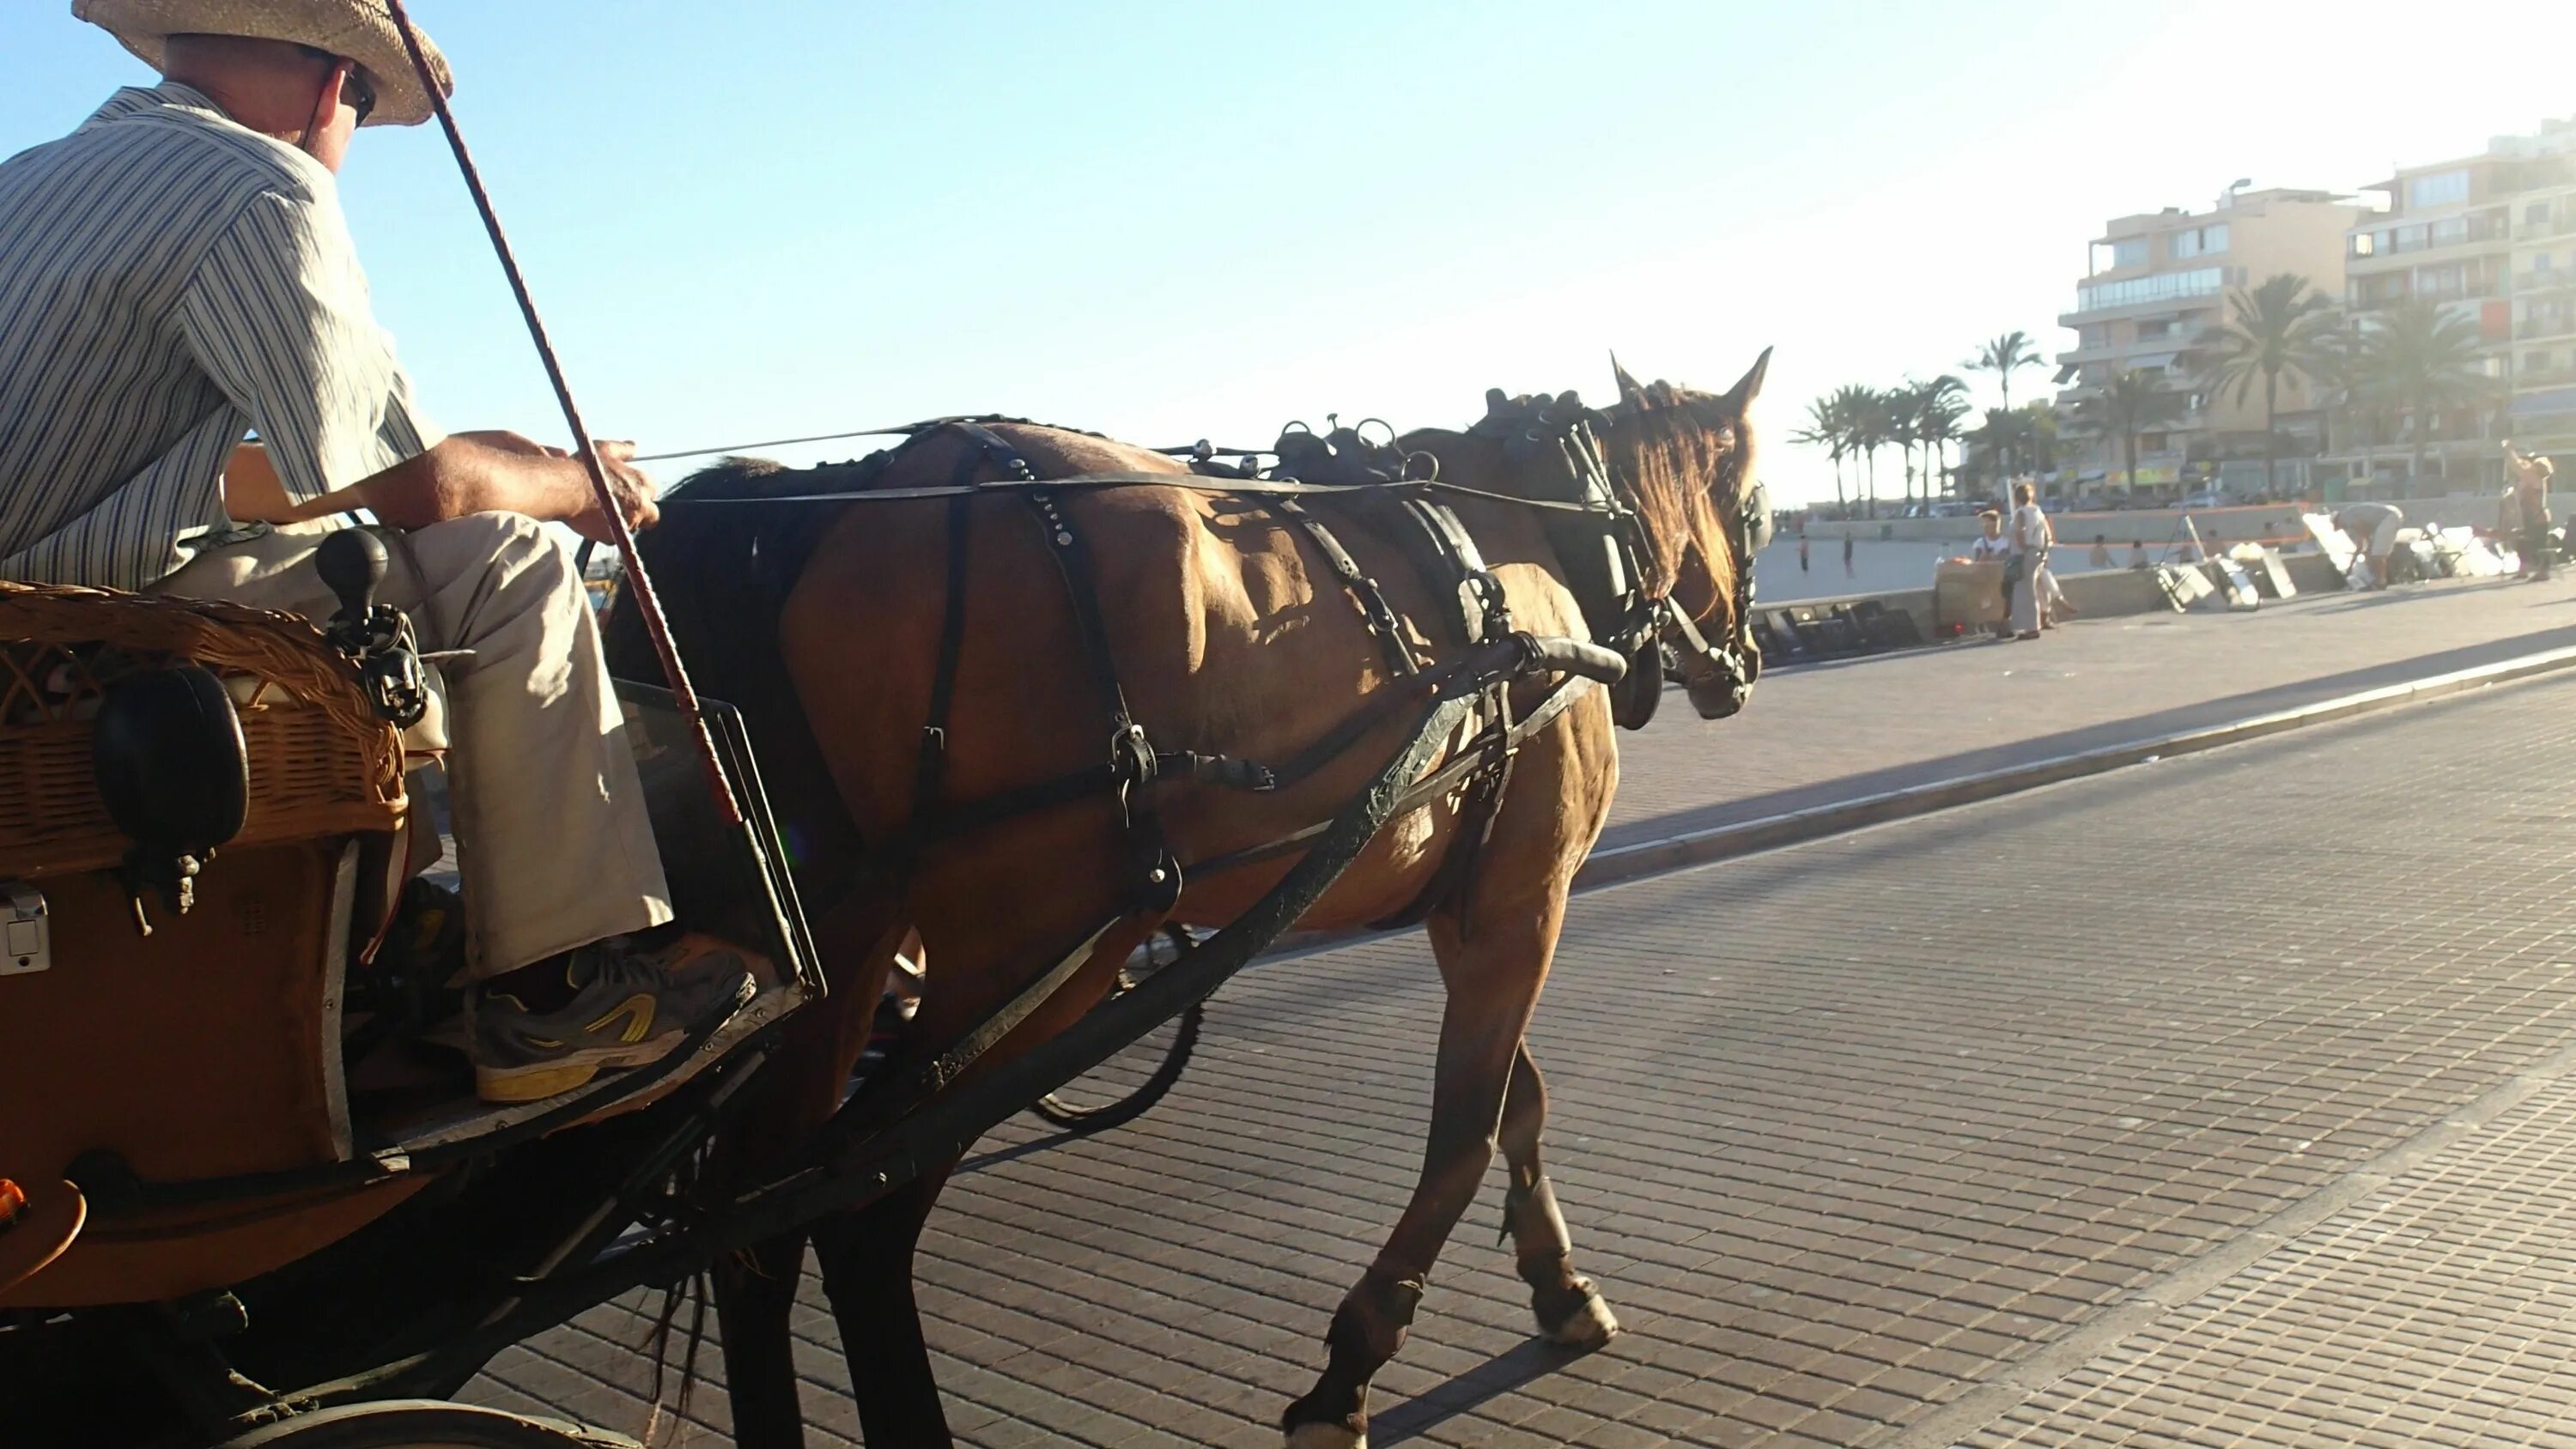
380, 0, 741, 827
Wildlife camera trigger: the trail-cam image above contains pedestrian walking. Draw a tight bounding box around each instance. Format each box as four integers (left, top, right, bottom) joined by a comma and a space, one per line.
2507, 440, 2555, 582
1797, 532, 1810, 573
2008, 482, 2053, 640
1842, 534, 1855, 577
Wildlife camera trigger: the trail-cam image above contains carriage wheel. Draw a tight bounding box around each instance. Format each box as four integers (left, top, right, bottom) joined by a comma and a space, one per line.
1027, 925, 1204, 1136
209, 1400, 635, 1449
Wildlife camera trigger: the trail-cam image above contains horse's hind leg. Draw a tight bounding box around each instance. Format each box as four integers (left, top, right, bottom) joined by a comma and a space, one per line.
1498, 1040, 1619, 1345
1282, 891, 1571, 1449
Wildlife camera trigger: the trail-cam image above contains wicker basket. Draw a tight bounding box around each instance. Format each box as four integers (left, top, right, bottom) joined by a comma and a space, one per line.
0, 582, 404, 879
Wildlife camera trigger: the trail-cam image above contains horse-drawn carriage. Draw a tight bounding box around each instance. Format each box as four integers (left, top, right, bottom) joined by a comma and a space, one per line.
0, 357, 1773, 1446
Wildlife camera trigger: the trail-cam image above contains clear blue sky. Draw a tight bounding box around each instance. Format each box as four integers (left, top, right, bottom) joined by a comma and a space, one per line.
4, 2, 2568, 502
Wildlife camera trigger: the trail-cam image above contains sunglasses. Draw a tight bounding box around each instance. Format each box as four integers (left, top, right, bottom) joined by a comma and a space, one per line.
295, 45, 375, 124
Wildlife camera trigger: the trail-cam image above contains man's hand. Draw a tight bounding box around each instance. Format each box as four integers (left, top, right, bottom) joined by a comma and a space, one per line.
565, 440, 659, 543
349, 431, 660, 536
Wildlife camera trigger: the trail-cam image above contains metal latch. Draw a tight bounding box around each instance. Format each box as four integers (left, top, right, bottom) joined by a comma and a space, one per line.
0, 880, 50, 975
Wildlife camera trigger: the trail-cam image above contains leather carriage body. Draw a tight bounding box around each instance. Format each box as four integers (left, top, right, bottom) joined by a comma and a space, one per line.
0, 583, 428, 1308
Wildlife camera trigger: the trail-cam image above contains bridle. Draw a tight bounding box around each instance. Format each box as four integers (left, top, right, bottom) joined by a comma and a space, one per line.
1584, 408, 1769, 721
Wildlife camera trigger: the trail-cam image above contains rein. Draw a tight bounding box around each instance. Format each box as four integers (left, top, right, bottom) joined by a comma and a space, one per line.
657, 470, 1613, 513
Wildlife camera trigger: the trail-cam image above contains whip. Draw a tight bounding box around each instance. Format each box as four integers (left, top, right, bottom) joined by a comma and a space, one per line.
382, 0, 740, 825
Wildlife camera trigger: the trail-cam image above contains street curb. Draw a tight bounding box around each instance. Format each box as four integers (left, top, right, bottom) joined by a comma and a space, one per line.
1571, 642, 2576, 892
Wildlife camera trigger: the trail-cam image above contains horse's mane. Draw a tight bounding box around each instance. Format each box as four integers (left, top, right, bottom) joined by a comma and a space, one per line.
1598, 393, 1751, 614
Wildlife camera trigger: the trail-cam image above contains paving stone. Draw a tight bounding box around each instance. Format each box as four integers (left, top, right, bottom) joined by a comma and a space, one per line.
469, 627, 2576, 1444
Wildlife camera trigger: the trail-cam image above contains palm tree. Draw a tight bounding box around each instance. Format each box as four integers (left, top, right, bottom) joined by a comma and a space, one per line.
2017, 398, 2063, 481
2192, 273, 2342, 494
1886, 383, 1924, 508
2075, 370, 2190, 495
1966, 331, 2043, 476
1847, 388, 1885, 518
1914, 374, 1971, 498
2345, 296, 2497, 484
1829, 384, 1882, 518
1792, 393, 1852, 516
1966, 407, 2024, 492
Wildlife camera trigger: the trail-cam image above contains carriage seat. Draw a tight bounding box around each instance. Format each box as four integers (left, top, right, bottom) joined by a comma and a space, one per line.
0, 580, 420, 1307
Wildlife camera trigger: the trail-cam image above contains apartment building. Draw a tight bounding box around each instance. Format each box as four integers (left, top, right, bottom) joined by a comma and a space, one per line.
2324, 117, 2576, 492
2506, 119, 2576, 463
2053, 189, 2360, 495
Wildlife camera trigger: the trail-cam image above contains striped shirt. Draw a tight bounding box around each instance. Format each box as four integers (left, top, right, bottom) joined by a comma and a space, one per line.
0, 82, 439, 591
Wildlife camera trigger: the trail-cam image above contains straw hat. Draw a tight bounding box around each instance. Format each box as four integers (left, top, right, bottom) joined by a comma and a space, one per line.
73, 0, 453, 127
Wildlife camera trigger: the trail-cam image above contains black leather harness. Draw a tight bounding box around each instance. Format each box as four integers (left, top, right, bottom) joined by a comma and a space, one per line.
659, 403, 1759, 926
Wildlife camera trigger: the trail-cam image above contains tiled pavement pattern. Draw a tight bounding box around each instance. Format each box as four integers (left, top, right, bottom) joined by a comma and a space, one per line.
1598, 573, 2576, 850
1961, 1073, 2576, 1448
471, 664, 2576, 1445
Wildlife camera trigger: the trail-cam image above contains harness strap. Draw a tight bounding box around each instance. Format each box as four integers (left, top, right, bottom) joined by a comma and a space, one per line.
901, 440, 994, 870
1273, 499, 1419, 680
1181, 664, 1595, 881
938, 419, 1186, 915
1355, 490, 1518, 931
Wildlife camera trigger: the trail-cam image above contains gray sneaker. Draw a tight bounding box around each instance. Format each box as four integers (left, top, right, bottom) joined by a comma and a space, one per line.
471, 933, 757, 1104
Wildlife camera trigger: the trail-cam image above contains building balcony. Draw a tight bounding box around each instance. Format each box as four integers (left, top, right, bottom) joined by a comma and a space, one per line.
2350, 280, 2507, 312
2347, 233, 2515, 268
2520, 367, 2576, 390
2520, 215, 2576, 239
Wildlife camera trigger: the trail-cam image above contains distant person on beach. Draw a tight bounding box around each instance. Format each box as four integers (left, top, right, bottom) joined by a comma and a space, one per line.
2008, 482, 2053, 640
2089, 534, 2111, 567
2336, 501, 2403, 590
2507, 440, 2555, 582
1798, 533, 1810, 573
2129, 540, 2149, 569
1843, 534, 1855, 577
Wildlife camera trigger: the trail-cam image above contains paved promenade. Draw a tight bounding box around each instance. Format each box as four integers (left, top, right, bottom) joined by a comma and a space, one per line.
469, 576, 2576, 1446
1601, 573, 2576, 849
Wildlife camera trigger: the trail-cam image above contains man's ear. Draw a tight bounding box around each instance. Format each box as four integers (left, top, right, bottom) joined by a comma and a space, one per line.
295, 62, 352, 157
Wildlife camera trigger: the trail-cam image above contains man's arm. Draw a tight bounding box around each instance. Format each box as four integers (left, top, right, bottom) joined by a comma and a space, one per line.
226, 433, 657, 541
183, 190, 653, 543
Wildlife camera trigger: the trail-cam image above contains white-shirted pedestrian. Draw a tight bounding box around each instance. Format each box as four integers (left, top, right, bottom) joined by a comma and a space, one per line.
1, 1, 751, 1103
2008, 482, 2054, 640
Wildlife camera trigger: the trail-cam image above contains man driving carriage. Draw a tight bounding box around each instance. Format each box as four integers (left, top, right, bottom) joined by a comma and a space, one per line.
0, 0, 751, 1103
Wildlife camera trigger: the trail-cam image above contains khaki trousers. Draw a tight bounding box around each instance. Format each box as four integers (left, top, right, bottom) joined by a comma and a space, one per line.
156, 513, 671, 978
2009, 549, 2050, 634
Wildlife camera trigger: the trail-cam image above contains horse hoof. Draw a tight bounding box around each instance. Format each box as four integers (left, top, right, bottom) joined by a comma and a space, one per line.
1540, 1287, 1621, 1348
1285, 1422, 1365, 1449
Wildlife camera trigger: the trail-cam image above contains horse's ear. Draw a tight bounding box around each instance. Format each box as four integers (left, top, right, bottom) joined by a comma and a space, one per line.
1722, 347, 1775, 411
1611, 352, 1646, 408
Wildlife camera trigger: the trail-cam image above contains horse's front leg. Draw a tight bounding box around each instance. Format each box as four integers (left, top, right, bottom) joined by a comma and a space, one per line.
810, 1172, 954, 1447
1498, 1039, 1619, 1345
1282, 888, 1571, 1449
713, 890, 911, 1449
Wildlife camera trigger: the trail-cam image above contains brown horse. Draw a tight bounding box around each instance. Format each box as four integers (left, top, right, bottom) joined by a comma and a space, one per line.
609, 350, 1771, 1447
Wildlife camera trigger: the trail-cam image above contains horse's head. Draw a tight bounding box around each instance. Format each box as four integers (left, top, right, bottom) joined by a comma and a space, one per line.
1600, 347, 1773, 719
